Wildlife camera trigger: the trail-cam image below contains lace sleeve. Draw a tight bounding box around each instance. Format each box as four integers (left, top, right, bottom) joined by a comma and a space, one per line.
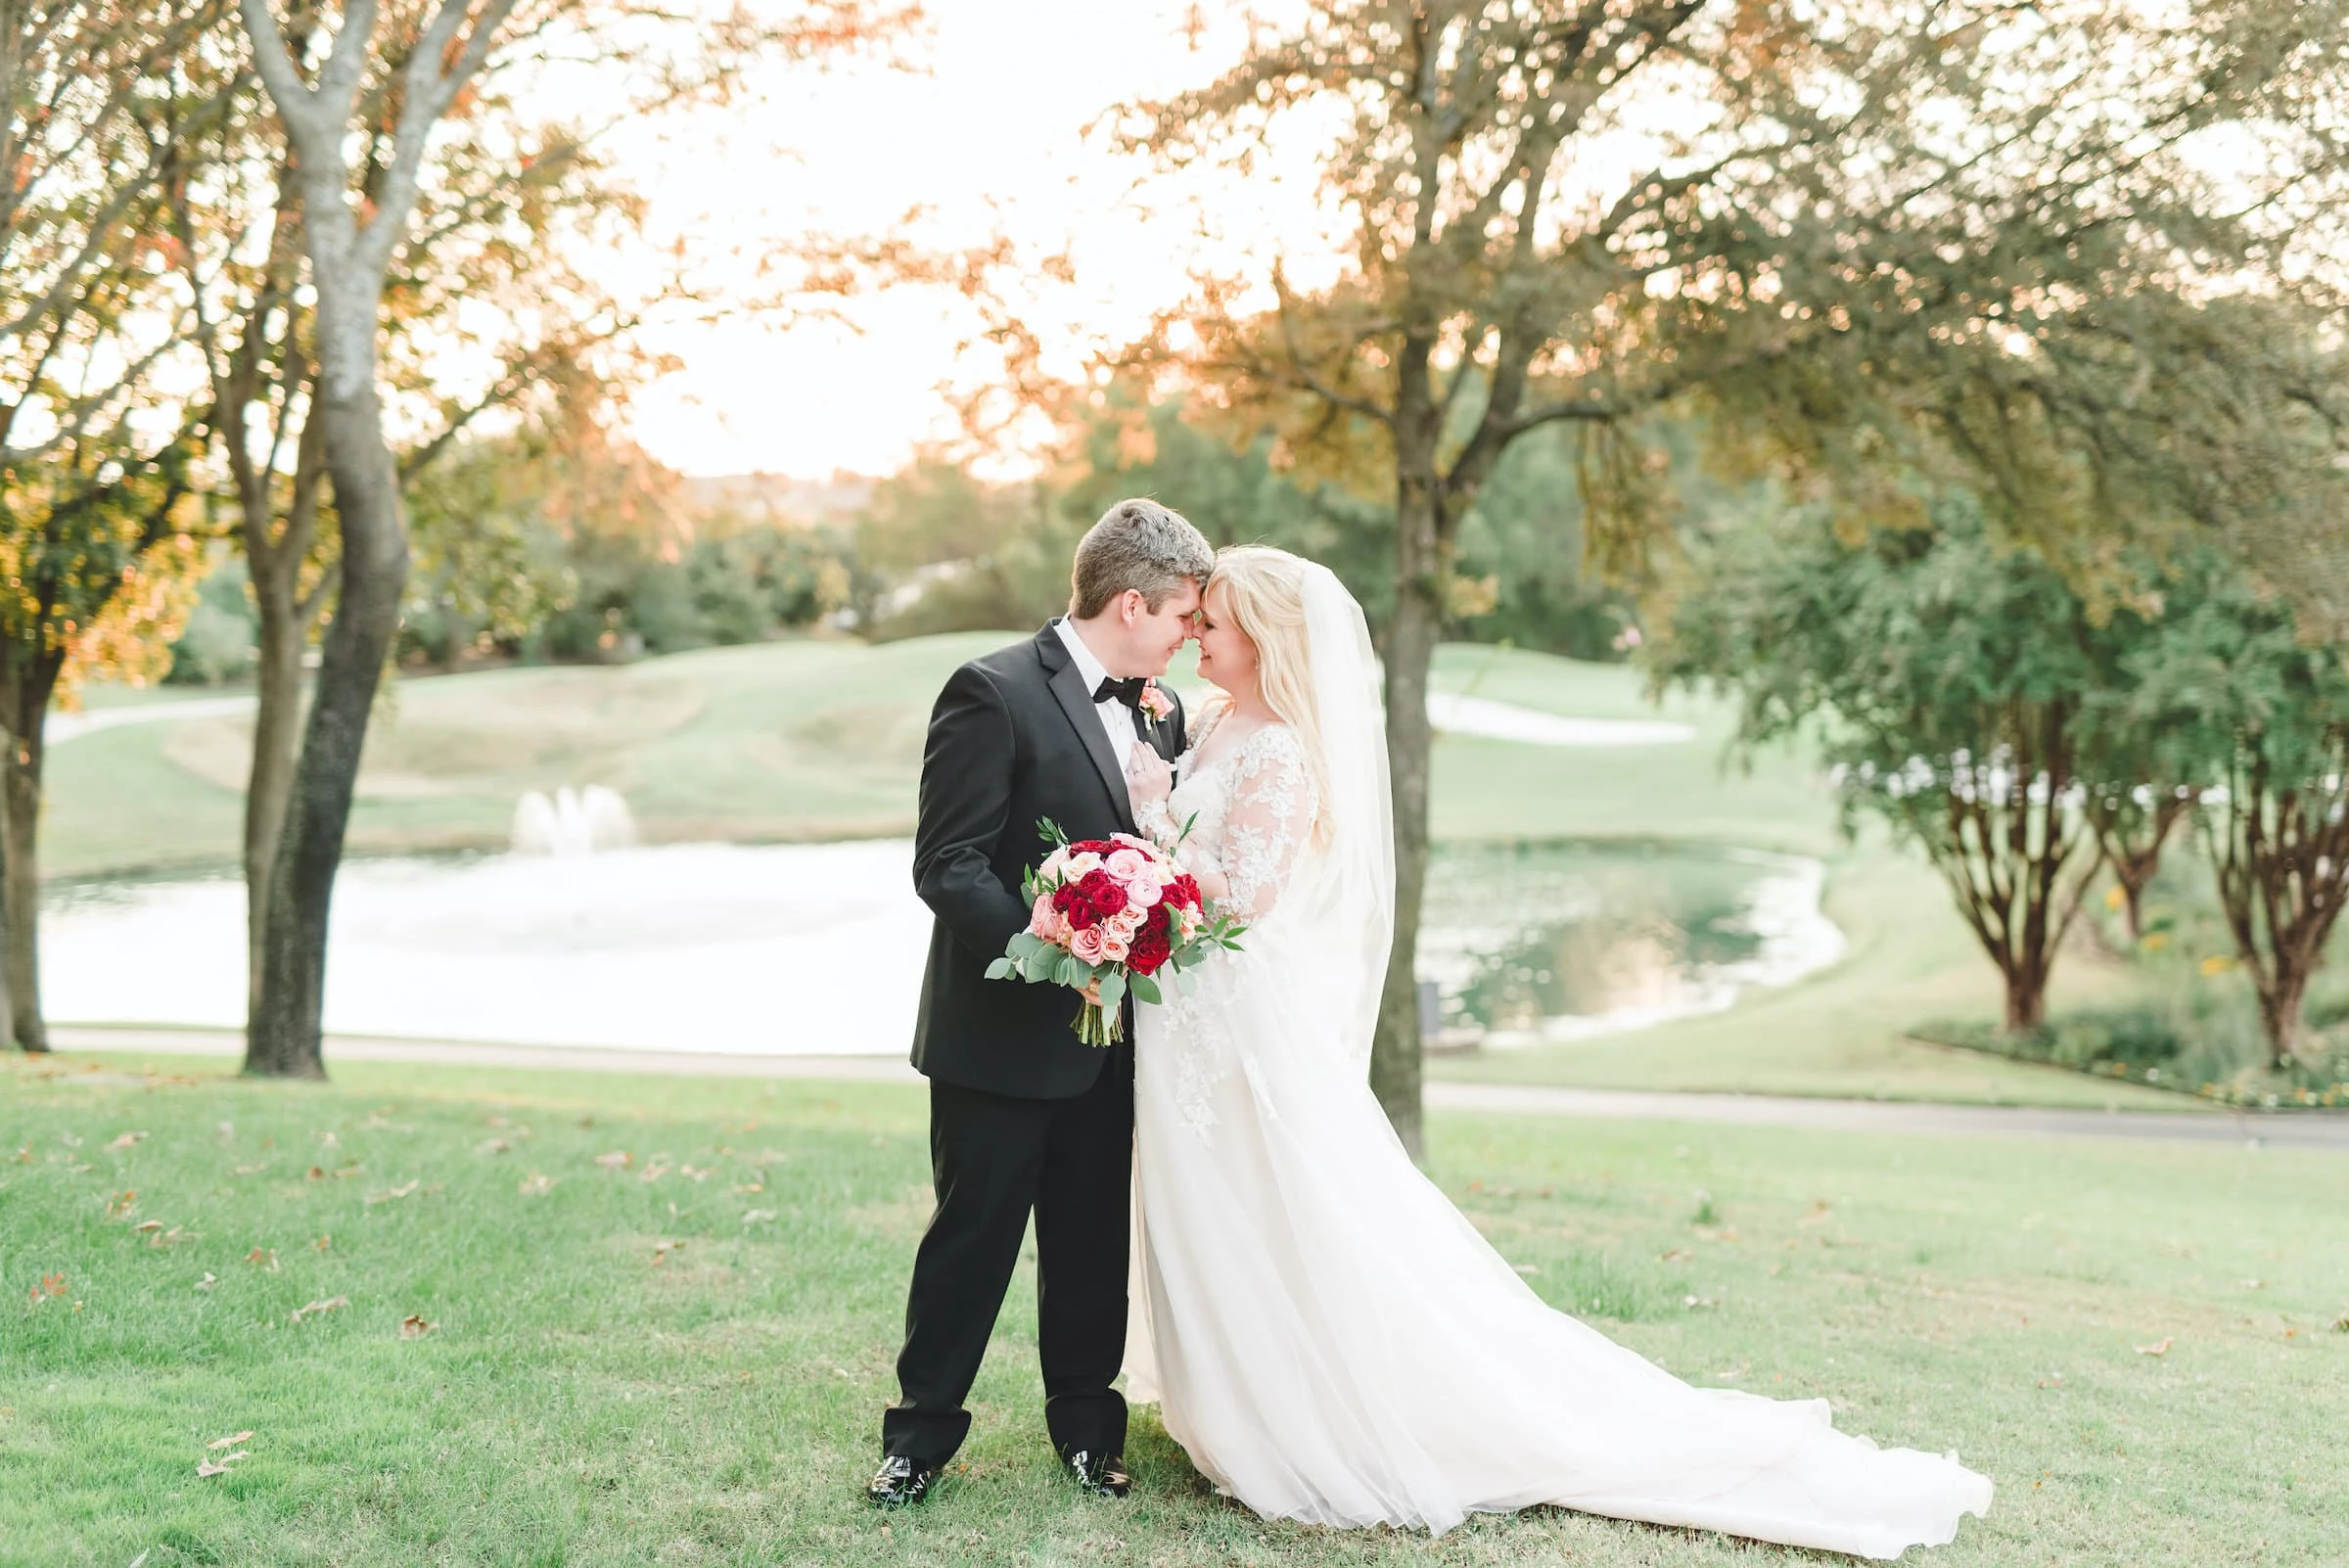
1212, 725, 1317, 920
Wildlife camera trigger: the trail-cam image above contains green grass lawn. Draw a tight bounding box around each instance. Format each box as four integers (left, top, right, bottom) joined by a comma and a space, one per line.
43, 639, 2224, 1110
4, 1055, 2344, 1566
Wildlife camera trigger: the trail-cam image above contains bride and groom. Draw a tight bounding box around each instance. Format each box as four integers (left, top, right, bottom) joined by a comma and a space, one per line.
870, 498, 1993, 1558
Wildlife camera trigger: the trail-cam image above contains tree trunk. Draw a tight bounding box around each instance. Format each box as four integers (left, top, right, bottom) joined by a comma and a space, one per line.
1371, 477, 1444, 1161
0, 652, 60, 1052
244, 567, 307, 1022
2255, 963, 2311, 1073
245, 298, 408, 1080
2001, 956, 2049, 1035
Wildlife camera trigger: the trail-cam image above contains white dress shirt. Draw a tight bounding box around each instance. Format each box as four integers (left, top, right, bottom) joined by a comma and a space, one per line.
1053, 617, 1138, 783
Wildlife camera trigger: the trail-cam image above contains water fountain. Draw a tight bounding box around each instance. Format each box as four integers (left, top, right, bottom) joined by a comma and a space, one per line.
511, 785, 637, 855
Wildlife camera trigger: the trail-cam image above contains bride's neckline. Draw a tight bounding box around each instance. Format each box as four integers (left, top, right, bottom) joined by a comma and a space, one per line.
1184, 708, 1283, 777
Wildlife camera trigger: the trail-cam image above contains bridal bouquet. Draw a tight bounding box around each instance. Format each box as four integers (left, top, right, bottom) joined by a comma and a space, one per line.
986, 818, 1246, 1046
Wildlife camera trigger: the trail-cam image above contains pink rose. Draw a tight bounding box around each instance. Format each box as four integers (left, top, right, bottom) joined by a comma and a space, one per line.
1098, 930, 1131, 964
1106, 907, 1143, 941
1138, 681, 1174, 720
1103, 848, 1149, 883
1069, 926, 1107, 964
1038, 847, 1070, 880
1029, 892, 1059, 937
1125, 876, 1162, 909
1111, 832, 1156, 854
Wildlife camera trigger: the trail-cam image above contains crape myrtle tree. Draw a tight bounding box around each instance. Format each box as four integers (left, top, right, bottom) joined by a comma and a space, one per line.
1651, 498, 2142, 1034
2113, 555, 2349, 1071
231, 0, 907, 1077
0, 0, 240, 1050
1114, 0, 2349, 1150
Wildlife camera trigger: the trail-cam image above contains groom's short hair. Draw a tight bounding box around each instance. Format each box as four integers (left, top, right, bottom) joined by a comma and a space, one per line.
1069, 498, 1216, 619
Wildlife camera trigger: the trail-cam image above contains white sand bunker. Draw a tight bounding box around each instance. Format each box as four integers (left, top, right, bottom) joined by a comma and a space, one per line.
1428, 693, 1695, 747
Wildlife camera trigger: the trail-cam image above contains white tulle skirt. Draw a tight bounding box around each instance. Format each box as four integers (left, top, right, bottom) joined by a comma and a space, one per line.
1126, 928, 1993, 1557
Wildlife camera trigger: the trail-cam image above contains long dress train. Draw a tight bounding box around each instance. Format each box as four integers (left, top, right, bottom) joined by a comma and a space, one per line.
1127, 712, 1992, 1557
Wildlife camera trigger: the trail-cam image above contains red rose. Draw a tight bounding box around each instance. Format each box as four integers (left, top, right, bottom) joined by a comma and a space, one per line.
1075, 868, 1127, 920
1128, 919, 1172, 975
1069, 838, 1117, 855
1053, 882, 1100, 929
1167, 873, 1202, 910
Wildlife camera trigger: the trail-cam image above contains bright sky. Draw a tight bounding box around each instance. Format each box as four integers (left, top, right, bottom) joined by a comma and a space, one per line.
608, 0, 1333, 481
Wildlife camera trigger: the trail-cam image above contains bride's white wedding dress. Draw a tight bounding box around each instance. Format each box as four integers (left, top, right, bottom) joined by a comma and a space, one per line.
1123, 567, 1992, 1558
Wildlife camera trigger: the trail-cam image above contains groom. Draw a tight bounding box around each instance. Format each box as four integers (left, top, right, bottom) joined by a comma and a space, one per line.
869, 498, 1215, 1507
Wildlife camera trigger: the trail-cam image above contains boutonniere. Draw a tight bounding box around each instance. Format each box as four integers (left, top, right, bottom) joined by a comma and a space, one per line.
1138, 680, 1174, 725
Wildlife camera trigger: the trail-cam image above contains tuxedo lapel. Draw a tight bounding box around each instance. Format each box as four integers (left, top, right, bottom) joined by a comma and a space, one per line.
1036, 626, 1135, 832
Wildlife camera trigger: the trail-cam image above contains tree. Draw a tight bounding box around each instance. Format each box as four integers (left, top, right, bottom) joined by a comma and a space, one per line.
232, 0, 904, 1077
1116, 0, 2347, 1149
1653, 500, 2132, 1034
2116, 559, 2349, 1070
0, 0, 234, 1050
0, 443, 202, 1050
168, 60, 667, 1023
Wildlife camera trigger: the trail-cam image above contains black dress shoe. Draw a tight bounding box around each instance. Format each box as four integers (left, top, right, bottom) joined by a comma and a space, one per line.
866, 1454, 942, 1506
1064, 1449, 1130, 1498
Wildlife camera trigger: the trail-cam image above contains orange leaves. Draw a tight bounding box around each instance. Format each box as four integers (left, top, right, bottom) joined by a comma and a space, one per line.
246, 1247, 279, 1271
103, 1189, 137, 1221
651, 1239, 684, 1267
105, 1130, 147, 1151
594, 1151, 632, 1170
400, 1314, 438, 1339
26, 1272, 67, 1307
288, 1295, 348, 1324
2134, 1337, 2175, 1358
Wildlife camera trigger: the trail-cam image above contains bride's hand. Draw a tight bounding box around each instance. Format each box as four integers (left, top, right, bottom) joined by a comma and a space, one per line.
1126, 746, 1173, 806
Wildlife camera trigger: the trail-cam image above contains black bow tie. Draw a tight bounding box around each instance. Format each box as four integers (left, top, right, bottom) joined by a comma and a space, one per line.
1092, 675, 1149, 711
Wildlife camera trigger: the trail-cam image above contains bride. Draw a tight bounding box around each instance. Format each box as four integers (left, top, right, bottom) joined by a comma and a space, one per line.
1120, 545, 1993, 1558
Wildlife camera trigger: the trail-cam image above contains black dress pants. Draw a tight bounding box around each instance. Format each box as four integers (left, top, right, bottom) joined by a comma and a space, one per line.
881, 1044, 1133, 1468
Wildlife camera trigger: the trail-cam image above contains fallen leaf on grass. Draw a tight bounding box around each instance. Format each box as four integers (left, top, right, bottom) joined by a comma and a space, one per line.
399, 1314, 437, 1338
149, 1226, 197, 1250
306, 1166, 325, 1180
2241, 1279, 2267, 1291
230, 1163, 270, 1177
207, 1431, 254, 1450
518, 1174, 555, 1196
134, 1220, 162, 1234
741, 1209, 776, 1224
26, 1273, 67, 1307
594, 1151, 631, 1169
2135, 1337, 2175, 1357
1798, 1201, 1832, 1227
476, 1138, 512, 1156
364, 1180, 420, 1206
2037, 1372, 2065, 1389
639, 1159, 673, 1183
106, 1130, 148, 1151
2333, 1313, 2349, 1334
195, 1273, 217, 1291
679, 1164, 714, 1182
652, 1239, 684, 1266
1659, 1248, 1693, 1263
104, 1190, 137, 1221
732, 1181, 764, 1194
246, 1247, 278, 1271
331, 1164, 364, 1180
289, 1295, 348, 1323
197, 1453, 247, 1478
313, 1234, 332, 1252
1682, 1295, 1720, 1310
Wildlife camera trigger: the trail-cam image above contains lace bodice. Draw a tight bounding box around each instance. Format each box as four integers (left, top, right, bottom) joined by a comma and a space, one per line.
1135, 712, 1317, 923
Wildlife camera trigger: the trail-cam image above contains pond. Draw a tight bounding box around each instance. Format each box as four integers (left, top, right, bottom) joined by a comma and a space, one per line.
44, 838, 1840, 1055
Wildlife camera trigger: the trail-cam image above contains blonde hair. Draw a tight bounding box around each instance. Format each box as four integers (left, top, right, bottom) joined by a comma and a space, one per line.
1205, 546, 1332, 841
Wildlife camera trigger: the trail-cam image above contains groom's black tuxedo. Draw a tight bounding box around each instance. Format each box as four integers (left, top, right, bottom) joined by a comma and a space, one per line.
883, 623, 1187, 1473
908, 623, 1187, 1097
